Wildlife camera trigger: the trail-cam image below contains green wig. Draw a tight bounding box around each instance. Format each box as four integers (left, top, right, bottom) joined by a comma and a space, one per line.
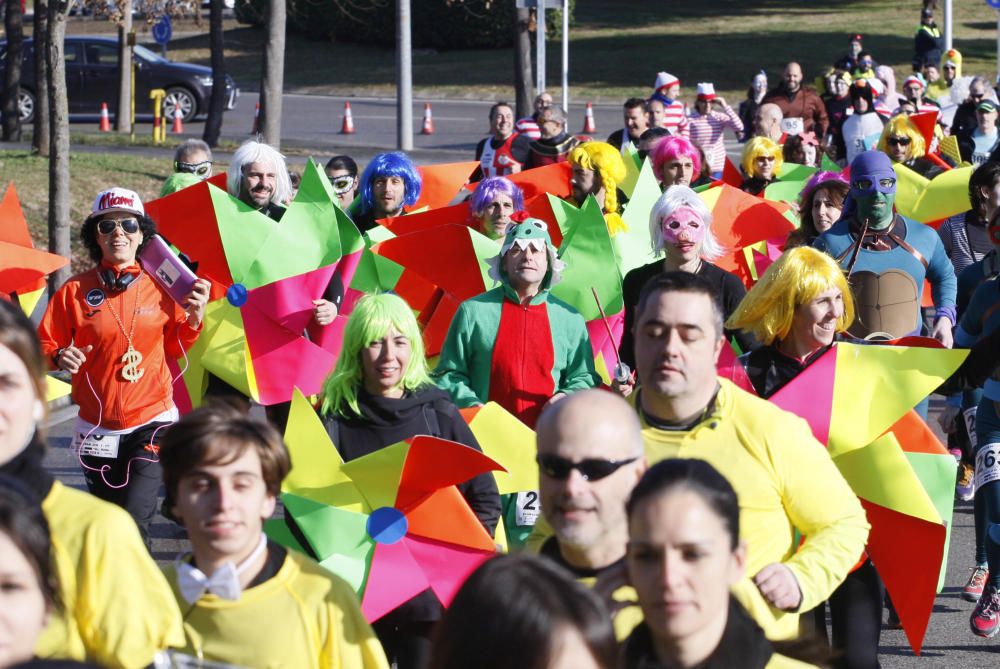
320, 293, 433, 417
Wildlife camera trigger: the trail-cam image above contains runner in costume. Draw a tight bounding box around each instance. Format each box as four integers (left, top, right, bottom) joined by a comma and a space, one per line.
37, 188, 210, 545
814, 150, 956, 345
435, 219, 600, 428
468, 176, 525, 240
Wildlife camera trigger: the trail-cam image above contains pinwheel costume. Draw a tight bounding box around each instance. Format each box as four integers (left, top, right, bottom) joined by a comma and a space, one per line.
435, 220, 601, 428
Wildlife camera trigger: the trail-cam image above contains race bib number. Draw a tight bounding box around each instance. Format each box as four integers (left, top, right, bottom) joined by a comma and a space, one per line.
515, 490, 541, 527
964, 406, 979, 450
74, 432, 120, 459
975, 443, 1000, 489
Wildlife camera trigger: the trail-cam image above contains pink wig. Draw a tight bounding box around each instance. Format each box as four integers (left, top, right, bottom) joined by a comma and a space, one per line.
651, 136, 702, 184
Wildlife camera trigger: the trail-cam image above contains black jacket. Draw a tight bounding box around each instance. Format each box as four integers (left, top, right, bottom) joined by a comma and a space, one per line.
620, 599, 776, 669
318, 386, 502, 622
322, 385, 501, 534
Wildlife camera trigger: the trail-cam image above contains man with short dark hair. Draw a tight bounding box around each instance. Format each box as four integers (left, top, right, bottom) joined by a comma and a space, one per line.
607, 98, 649, 153
628, 270, 869, 641
474, 101, 531, 179
763, 62, 829, 137
159, 405, 389, 669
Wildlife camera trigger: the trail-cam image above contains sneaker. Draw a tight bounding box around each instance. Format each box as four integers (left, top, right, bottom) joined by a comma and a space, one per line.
957, 463, 976, 502
971, 584, 1000, 637
965, 566, 990, 602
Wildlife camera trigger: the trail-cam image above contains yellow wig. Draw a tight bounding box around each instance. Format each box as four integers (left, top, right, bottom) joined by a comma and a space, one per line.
569, 141, 627, 234
740, 136, 784, 178
877, 114, 926, 160
726, 247, 855, 345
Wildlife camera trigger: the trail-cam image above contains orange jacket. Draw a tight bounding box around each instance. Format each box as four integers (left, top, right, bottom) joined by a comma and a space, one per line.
38, 265, 201, 430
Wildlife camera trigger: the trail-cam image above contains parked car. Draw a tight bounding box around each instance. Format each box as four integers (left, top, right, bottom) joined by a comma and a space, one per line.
0, 35, 238, 123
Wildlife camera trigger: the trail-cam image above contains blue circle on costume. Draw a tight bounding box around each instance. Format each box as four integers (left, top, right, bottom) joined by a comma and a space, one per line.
226, 283, 248, 307
367, 507, 408, 545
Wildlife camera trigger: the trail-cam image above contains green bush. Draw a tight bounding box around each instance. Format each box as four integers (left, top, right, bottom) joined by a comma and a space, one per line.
234, 0, 574, 50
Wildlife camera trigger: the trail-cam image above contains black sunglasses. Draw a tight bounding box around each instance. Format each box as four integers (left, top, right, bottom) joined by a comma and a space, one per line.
887, 137, 911, 147
97, 218, 140, 235
537, 454, 640, 481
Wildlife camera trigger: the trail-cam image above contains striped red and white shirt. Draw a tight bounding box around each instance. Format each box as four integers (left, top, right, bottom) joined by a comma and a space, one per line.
688, 104, 744, 173
663, 100, 690, 137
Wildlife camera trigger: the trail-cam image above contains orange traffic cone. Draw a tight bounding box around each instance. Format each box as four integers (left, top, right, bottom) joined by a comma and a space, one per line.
171, 108, 184, 134
420, 102, 434, 135
340, 101, 356, 135
251, 102, 260, 134
99, 102, 111, 132
581, 102, 596, 134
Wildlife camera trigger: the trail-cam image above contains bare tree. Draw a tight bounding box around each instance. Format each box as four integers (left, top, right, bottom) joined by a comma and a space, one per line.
258, 0, 284, 147
115, 0, 133, 133
1, 0, 24, 141
202, 0, 225, 147
47, 0, 72, 291
33, 0, 50, 155
514, 7, 532, 120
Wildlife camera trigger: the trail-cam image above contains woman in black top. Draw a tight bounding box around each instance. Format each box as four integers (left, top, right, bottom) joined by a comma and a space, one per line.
620, 186, 753, 373
316, 292, 500, 669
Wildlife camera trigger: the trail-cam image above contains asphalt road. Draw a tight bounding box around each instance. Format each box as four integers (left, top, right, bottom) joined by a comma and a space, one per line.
70, 92, 647, 164
40, 399, 1000, 667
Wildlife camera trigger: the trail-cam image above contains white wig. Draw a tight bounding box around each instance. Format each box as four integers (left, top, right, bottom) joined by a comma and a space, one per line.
648, 185, 725, 261
226, 140, 292, 206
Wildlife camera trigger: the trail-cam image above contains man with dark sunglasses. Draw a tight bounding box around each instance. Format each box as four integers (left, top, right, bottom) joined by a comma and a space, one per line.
951, 77, 990, 138
628, 271, 868, 642
535, 389, 646, 640
160, 139, 214, 197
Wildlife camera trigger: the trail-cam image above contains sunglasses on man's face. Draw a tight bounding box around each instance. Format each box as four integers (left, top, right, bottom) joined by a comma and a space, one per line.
536, 454, 639, 481
887, 137, 911, 147
175, 160, 212, 178
97, 218, 141, 235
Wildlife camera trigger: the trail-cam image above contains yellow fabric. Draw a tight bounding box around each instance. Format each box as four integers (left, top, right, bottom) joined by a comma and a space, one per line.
768, 654, 819, 668
632, 380, 870, 640
557, 570, 643, 641
37, 481, 185, 668
926, 49, 962, 102
163, 550, 389, 669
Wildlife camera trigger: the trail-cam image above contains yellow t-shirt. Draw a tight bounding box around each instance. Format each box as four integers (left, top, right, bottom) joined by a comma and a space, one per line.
163, 550, 389, 669
632, 380, 869, 640
37, 481, 185, 668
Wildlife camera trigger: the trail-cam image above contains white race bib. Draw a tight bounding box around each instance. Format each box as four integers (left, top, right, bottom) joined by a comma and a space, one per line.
515, 490, 541, 527
74, 432, 120, 459
975, 442, 1000, 489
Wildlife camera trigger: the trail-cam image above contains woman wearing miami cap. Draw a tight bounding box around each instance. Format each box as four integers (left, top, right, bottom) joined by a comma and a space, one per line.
37, 187, 210, 547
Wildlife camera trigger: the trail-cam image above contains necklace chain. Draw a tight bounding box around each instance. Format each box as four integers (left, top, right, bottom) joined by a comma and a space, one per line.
103, 273, 145, 383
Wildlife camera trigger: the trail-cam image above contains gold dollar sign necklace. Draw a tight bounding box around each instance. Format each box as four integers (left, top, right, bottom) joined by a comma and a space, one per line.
105, 275, 145, 383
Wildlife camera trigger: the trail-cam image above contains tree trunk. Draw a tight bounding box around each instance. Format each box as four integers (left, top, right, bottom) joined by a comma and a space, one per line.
514, 7, 532, 120
47, 0, 71, 292
115, 0, 133, 133
2, 0, 23, 141
32, 0, 50, 155
258, 0, 284, 147
202, 0, 225, 147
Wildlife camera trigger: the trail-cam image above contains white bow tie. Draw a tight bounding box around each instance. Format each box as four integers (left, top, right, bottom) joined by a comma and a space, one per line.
176, 535, 268, 604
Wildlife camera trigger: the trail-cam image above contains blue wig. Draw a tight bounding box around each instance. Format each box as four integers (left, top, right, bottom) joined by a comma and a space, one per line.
358, 151, 422, 214
469, 177, 525, 219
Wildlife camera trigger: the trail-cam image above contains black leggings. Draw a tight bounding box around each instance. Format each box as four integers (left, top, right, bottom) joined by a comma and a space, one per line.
811, 559, 883, 669
80, 421, 169, 548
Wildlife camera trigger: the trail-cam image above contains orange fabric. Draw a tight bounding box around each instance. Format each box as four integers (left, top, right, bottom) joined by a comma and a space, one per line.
38, 266, 200, 430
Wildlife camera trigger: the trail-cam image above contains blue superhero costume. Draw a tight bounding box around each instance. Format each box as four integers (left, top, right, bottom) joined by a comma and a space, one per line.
814, 151, 957, 339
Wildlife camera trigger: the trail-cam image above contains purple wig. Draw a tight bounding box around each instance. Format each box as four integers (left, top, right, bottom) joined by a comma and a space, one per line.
651, 136, 702, 184
798, 171, 849, 211
469, 177, 525, 218
358, 151, 422, 215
